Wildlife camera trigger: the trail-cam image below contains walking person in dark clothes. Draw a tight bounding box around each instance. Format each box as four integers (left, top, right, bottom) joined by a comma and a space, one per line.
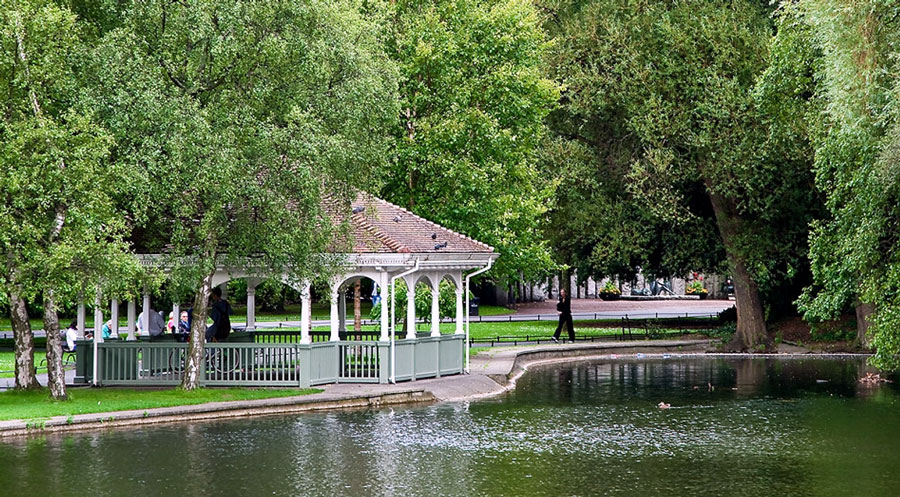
552, 288, 575, 343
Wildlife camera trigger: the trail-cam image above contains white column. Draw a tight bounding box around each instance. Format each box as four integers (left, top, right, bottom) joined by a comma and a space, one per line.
141, 291, 150, 336
379, 271, 389, 341
338, 289, 346, 333
430, 279, 441, 337
455, 287, 464, 335
76, 293, 86, 337
300, 282, 311, 344
172, 303, 180, 334
329, 287, 340, 342
406, 278, 416, 340
126, 300, 136, 340
94, 291, 104, 343
246, 279, 258, 331
110, 299, 119, 339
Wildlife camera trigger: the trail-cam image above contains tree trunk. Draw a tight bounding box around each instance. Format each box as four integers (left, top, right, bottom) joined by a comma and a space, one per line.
707, 190, 768, 351
9, 293, 39, 389
182, 271, 214, 391
353, 280, 361, 332
42, 291, 67, 400
855, 301, 876, 348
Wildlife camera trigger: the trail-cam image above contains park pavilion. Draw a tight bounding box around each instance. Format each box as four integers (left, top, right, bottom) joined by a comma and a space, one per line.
75, 192, 497, 387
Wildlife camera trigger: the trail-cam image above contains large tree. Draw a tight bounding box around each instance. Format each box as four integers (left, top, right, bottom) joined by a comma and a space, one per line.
543, 0, 819, 349
791, 0, 900, 361
0, 0, 129, 399
85, 0, 398, 389
381, 0, 559, 287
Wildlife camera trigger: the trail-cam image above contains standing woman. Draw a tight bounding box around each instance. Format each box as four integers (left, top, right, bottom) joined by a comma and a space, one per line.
552, 289, 575, 343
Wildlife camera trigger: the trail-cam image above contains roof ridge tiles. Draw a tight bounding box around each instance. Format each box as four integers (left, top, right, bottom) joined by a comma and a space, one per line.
352, 209, 407, 253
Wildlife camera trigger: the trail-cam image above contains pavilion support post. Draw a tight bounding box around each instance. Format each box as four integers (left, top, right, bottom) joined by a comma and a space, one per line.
300, 282, 311, 344
92, 291, 102, 386
246, 278, 260, 332
330, 287, 340, 342
172, 303, 180, 333
94, 291, 104, 343
126, 300, 136, 340
430, 279, 441, 337
455, 287, 464, 335
379, 271, 389, 341
141, 291, 150, 336
110, 299, 119, 339
338, 287, 347, 333
76, 292, 85, 337
406, 277, 416, 340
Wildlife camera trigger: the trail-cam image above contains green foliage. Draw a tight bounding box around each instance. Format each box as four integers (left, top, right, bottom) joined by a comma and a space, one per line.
599, 281, 620, 296
787, 0, 900, 367
381, 0, 559, 284
544, 0, 820, 335
371, 278, 462, 323
703, 322, 737, 343
228, 279, 301, 313
0, 0, 138, 305
685, 281, 707, 295
83, 0, 399, 299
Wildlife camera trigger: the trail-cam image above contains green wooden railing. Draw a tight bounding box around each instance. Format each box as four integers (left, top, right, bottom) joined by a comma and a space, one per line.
75, 334, 464, 387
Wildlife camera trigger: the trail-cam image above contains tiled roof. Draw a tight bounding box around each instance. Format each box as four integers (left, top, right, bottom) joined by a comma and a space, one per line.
333, 192, 495, 254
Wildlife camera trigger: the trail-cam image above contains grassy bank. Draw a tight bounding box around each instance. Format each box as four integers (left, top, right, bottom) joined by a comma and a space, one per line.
0, 387, 321, 422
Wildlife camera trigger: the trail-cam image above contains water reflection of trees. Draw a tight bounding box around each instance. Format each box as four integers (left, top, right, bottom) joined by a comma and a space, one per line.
527, 356, 873, 403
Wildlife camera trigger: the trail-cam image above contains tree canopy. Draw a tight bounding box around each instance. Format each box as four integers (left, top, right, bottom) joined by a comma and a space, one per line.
381, 0, 559, 286
83, 0, 399, 388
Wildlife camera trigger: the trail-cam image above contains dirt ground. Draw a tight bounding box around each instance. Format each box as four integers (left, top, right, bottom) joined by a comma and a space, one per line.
769, 315, 864, 353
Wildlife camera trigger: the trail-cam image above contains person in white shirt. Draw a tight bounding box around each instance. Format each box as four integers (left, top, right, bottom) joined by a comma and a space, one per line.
63, 321, 78, 351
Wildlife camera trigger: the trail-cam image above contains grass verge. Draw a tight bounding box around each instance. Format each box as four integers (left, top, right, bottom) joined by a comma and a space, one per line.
0, 386, 321, 422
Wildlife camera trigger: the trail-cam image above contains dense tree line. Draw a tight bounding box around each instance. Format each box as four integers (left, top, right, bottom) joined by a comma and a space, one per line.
542, 0, 900, 355
3, 0, 900, 398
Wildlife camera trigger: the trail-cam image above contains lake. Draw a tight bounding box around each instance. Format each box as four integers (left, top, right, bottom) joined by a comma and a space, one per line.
2, 355, 898, 496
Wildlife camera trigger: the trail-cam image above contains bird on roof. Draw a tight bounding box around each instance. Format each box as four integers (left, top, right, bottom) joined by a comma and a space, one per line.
352, 206, 364, 214
434, 241, 448, 250
393, 215, 402, 222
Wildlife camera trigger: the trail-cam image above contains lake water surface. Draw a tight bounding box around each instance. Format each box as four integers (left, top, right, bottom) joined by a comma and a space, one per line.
2, 355, 899, 497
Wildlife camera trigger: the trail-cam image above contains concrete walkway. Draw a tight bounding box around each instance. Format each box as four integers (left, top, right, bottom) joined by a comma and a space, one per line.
0, 338, 715, 437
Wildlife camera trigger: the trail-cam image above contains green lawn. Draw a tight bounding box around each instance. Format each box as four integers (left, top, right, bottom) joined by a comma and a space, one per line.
0, 350, 18, 378
0, 350, 55, 379
0, 386, 322, 422
307, 318, 691, 340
